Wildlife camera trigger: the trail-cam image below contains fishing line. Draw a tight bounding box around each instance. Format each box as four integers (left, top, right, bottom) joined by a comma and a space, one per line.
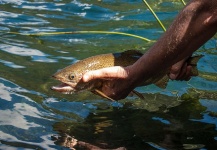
1, 30, 153, 42
181, 0, 186, 6
142, 0, 186, 31
28, 31, 153, 42
142, 0, 166, 32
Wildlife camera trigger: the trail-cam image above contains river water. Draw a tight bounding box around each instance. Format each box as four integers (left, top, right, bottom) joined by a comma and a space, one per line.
0, 0, 217, 149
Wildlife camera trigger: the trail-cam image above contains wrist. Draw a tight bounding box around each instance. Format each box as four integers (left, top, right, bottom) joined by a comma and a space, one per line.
125, 64, 143, 87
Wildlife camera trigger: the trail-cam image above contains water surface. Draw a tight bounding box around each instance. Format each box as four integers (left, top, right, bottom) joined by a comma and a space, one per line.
0, 0, 217, 149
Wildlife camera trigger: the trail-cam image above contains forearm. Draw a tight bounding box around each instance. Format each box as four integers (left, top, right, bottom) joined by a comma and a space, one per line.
131, 0, 217, 84
82, 0, 217, 100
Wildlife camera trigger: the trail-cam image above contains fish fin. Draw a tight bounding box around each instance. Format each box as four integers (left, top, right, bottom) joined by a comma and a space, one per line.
154, 75, 169, 89
122, 50, 143, 56
132, 90, 145, 99
187, 55, 203, 76
91, 89, 115, 101
187, 55, 203, 66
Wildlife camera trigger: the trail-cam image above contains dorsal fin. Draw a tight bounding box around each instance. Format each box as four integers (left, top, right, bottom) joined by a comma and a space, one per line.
122, 50, 143, 57
154, 75, 169, 89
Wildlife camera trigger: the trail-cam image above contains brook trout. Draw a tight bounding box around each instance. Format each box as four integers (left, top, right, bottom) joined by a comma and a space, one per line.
51, 50, 202, 101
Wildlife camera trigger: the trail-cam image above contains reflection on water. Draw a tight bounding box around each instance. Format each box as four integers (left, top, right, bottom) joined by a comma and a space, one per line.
52, 95, 217, 150
0, 0, 217, 149
0, 59, 25, 68
0, 78, 59, 149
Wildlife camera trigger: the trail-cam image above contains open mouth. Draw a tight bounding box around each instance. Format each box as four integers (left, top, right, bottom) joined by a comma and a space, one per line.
51, 83, 75, 94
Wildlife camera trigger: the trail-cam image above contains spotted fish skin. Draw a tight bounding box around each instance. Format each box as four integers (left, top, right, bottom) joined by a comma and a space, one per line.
51, 50, 202, 100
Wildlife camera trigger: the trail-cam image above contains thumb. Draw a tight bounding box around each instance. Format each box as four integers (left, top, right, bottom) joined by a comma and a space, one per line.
82, 66, 128, 82
82, 70, 97, 82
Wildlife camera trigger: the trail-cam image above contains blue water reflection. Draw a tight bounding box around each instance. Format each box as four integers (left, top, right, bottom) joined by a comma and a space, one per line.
0, 78, 59, 149
191, 113, 217, 130
0, 11, 49, 26
0, 43, 57, 62
200, 99, 217, 112
43, 98, 94, 119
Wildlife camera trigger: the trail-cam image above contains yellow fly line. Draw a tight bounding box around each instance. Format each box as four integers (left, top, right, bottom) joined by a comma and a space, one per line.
6, 30, 153, 42
142, 0, 187, 32
181, 0, 186, 6
142, 0, 166, 32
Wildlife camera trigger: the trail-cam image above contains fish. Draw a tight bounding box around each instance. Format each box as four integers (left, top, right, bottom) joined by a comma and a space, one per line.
51, 50, 202, 101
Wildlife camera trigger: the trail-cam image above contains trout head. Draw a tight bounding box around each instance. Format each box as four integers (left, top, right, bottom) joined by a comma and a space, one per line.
51, 63, 98, 94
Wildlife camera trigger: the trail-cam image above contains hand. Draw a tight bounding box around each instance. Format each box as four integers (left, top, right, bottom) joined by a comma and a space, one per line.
82, 66, 135, 100
169, 58, 193, 81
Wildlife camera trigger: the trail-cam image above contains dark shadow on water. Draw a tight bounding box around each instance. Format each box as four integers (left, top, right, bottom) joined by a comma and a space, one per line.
52, 95, 217, 150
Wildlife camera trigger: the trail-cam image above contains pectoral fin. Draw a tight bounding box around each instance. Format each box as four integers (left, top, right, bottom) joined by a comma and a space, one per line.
132, 90, 145, 99
91, 89, 115, 101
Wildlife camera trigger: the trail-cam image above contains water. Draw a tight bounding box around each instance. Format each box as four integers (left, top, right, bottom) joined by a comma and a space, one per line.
0, 0, 217, 149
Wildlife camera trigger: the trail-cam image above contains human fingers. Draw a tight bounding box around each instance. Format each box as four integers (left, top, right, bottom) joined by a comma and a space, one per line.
169, 59, 186, 80
176, 64, 193, 81
82, 66, 128, 82
101, 80, 129, 100
175, 62, 187, 79
184, 65, 193, 81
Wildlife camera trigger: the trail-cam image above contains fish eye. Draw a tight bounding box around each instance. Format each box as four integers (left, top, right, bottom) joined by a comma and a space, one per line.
69, 74, 75, 80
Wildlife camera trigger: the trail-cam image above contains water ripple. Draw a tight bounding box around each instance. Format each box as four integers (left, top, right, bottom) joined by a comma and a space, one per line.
0, 77, 60, 149
17, 2, 64, 11
0, 0, 24, 5
43, 98, 95, 119
0, 11, 49, 26
0, 59, 25, 68
0, 43, 57, 62
0, 1, 216, 149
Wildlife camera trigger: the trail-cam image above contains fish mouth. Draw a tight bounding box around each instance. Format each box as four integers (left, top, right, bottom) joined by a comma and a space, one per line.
51, 75, 89, 94
51, 83, 76, 94
51, 75, 77, 94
